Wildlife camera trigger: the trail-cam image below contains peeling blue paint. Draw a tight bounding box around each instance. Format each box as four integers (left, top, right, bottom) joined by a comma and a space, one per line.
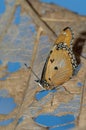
35, 90, 49, 100
0, 118, 14, 126
49, 123, 75, 130
17, 116, 24, 125
0, 96, 17, 115
35, 89, 56, 100
0, 60, 2, 65
29, 24, 36, 33
77, 82, 83, 87
0, 0, 6, 15
9, 1, 15, 7
18, 15, 32, 24
0, 74, 10, 81
7, 62, 21, 73
34, 114, 75, 127
53, 95, 81, 116
40, 0, 86, 16
13, 6, 21, 25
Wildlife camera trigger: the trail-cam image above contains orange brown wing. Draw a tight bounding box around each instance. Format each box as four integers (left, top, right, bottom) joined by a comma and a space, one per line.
40, 27, 77, 90
43, 47, 73, 89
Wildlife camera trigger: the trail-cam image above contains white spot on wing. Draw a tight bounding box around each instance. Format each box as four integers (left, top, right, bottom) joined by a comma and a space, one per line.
59, 59, 65, 68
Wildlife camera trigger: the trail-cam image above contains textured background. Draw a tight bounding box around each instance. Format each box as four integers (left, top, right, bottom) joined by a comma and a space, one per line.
0, 0, 86, 130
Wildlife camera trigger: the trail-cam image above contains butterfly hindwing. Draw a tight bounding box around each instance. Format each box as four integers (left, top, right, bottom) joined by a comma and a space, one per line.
40, 27, 77, 90
43, 47, 73, 89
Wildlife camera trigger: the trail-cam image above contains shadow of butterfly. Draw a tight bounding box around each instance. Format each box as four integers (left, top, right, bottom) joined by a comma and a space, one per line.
36, 27, 77, 90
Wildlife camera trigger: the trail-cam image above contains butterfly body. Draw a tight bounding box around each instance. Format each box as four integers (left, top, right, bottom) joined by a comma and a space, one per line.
36, 27, 77, 90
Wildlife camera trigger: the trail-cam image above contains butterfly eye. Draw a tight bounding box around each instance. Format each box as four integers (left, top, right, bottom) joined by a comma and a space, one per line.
54, 66, 58, 70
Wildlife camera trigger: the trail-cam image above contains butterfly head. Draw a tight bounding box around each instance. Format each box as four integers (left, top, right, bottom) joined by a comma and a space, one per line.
35, 79, 51, 90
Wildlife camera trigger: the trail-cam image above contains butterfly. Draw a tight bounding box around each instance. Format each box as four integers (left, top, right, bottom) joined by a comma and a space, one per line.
36, 27, 77, 90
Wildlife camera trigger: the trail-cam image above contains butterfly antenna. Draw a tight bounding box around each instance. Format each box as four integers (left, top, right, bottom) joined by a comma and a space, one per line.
24, 63, 40, 81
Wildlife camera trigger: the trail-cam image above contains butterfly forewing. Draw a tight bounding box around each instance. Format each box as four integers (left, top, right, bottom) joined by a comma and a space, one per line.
55, 27, 73, 48
42, 48, 73, 89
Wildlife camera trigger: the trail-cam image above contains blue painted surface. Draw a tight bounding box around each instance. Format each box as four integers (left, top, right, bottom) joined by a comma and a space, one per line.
0, 0, 86, 16
13, 6, 21, 25
0, 96, 17, 114
0, 89, 9, 97
40, 0, 86, 16
49, 123, 75, 130
0, 60, 2, 65
9, 1, 15, 7
53, 95, 80, 116
35, 89, 56, 100
29, 24, 36, 33
77, 82, 83, 87
7, 62, 21, 73
0, 0, 6, 15
17, 116, 24, 125
0, 118, 14, 126
0, 74, 10, 81
34, 114, 75, 127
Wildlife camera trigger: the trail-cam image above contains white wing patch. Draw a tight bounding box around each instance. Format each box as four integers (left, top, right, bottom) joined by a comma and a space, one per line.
59, 59, 65, 68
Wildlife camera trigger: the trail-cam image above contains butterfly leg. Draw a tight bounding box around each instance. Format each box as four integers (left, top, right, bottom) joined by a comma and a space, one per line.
62, 86, 72, 94
51, 92, 55, 106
